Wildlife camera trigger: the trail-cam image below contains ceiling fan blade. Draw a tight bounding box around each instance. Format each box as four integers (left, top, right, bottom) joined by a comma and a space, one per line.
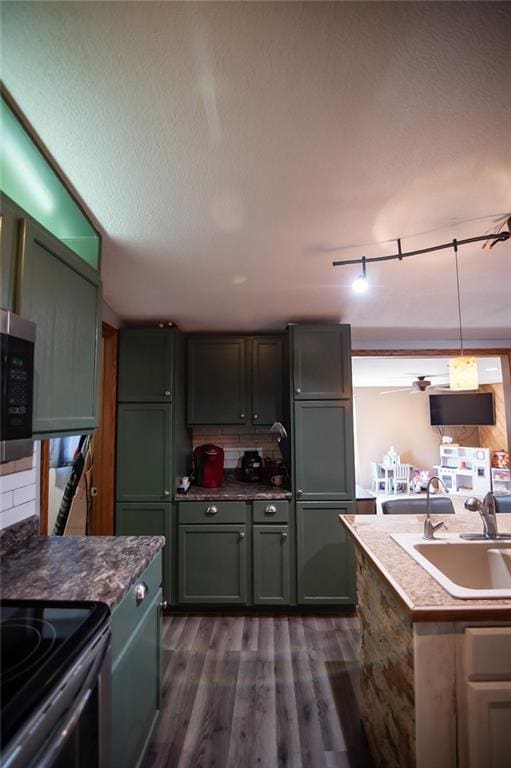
379, 388, 413, 395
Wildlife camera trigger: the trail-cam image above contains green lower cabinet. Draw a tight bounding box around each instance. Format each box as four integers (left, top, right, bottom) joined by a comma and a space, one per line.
111, 555, 162, 768
253, 525, 290, 605
178, 524, 248, 603
296, 501, 356, 605
116, 504, 173, 603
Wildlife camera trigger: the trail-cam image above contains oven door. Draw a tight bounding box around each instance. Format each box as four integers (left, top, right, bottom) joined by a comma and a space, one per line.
3, 625, 111, 768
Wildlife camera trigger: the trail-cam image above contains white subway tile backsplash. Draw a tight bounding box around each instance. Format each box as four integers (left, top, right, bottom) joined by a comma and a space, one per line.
0, 468, 37, 494
1, 491, 14, 512
0, 501, 37, 529
0, 444, 39, 531
13, 484, 36, 506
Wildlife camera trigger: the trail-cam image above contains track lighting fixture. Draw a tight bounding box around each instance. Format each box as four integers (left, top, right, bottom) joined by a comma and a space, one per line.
351, 257, 368, 293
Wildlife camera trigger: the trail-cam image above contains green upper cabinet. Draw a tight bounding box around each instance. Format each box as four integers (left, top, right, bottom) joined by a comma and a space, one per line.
294, 400, 355, 501
291, 324, 352, 399
116, 404, 172, 502
16, 217, 101, 436
187, 336, 247, 424
250, 336, 284, 425
187, 335, 283, 425
296, 501, 356, 605
118, 327, 174, 402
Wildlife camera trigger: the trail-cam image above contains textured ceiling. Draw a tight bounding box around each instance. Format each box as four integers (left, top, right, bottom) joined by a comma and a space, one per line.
2, 1, 511, 340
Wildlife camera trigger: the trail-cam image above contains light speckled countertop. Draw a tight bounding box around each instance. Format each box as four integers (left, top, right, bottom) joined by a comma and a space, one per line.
178, 475, 292, 501
0, 516, 164, 609
340, 512, 511, 621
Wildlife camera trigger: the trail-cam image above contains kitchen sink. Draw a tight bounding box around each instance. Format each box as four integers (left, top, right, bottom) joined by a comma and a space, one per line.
391, 533, 511, 599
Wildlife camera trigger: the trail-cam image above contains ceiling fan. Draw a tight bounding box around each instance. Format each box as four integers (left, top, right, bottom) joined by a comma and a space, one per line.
380, 374, 451, 396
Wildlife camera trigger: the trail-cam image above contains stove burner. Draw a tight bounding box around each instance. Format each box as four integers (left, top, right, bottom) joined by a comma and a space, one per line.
1, 619, 56, 685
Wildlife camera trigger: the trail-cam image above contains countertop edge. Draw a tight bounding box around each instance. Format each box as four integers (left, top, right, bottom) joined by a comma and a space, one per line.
339, 515, 511, 623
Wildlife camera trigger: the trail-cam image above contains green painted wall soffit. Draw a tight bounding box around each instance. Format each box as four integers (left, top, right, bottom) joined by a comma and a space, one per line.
1, 97, 99, 269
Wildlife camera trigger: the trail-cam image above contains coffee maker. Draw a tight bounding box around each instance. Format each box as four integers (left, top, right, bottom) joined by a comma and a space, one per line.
193, 444, 224, 488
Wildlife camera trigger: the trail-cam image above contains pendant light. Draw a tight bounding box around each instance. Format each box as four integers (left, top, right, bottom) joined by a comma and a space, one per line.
448, 240, 478, 391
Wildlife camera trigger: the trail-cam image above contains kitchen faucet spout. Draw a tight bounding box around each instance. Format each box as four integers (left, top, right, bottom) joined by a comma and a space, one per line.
423, 476, 450, 540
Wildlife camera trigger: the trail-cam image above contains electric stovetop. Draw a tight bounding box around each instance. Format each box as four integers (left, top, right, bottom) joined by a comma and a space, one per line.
0, 599, 110, 751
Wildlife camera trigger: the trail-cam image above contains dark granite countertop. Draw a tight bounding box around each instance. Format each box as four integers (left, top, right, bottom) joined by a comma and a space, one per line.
0, 517, 165, 610
178, 476, 292, 501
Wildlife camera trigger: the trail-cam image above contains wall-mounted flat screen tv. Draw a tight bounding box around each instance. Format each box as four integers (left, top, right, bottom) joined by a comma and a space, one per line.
429, 392, 495, 426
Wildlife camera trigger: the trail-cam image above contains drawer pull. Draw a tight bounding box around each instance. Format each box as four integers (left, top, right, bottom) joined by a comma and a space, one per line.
253, 414, 258, 420
164, 489, 170, 496
239, 531, 245, 540
281, 532, 288, 541
134, 582, 148, 605
205, 505, 218, 516
295, 387, 301, 394
160, 600, 168, 611
297, 489, 303, 497
265, 504, 277, 516
164, 390, 171, 397
240, 413, 246, 419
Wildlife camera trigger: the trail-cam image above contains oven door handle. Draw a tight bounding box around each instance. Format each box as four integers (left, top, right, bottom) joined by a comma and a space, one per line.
28, 628, 111, 768
36, 688, 92, 768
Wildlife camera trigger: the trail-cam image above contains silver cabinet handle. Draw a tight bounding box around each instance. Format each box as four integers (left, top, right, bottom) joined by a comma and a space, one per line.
164, 390, 171, 397
240, 413, 246, 419
160, 600, 168, 611
134, 582, 148, 604
297, 490, 303, 497
295, 387, 301, 394
239, 531, 245, 540
205, 505, 218, 515
164, 489, 170, 496
265, 504, 277, 516
253, 414, 258, 420
281, 532, 288, 541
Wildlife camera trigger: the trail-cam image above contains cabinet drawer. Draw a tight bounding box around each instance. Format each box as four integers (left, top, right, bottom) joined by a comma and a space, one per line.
111, 553, 163, 661
178, 500, 247, 524
253, 500, 289, 523
465, 627, 511, 680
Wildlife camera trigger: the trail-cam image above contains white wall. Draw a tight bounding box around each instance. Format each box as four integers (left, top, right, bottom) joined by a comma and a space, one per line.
0, 443, 40, 529
354, 388, 480, 490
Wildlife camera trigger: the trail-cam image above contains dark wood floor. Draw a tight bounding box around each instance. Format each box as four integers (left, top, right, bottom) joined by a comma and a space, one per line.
143, 613, 374, 768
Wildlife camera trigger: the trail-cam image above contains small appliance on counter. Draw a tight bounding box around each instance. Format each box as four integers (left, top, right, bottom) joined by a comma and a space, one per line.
193, 444, 224, 488
241, 450, 262, 483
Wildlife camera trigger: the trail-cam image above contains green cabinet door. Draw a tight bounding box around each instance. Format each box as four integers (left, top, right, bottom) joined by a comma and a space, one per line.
178, 524, 248, 603
296, 501, 355, 605
16, 218, 101, 435
118, 327, 174, 402
116, 404, 172, 502
187, 337, 247, 424
111, 587, 161, 768
116, 503, 173, 603
253, 525, 290, 604
251, 337, 284, 425
291, 325, 352, 399
294, 401, 355, 501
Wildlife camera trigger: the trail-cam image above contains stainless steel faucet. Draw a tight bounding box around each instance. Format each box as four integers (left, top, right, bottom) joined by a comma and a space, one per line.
464, 492, 499, 538
423, 476, 450, 540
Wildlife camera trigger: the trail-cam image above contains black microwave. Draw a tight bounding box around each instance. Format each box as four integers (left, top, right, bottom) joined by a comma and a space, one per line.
0, 310, 35, 463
